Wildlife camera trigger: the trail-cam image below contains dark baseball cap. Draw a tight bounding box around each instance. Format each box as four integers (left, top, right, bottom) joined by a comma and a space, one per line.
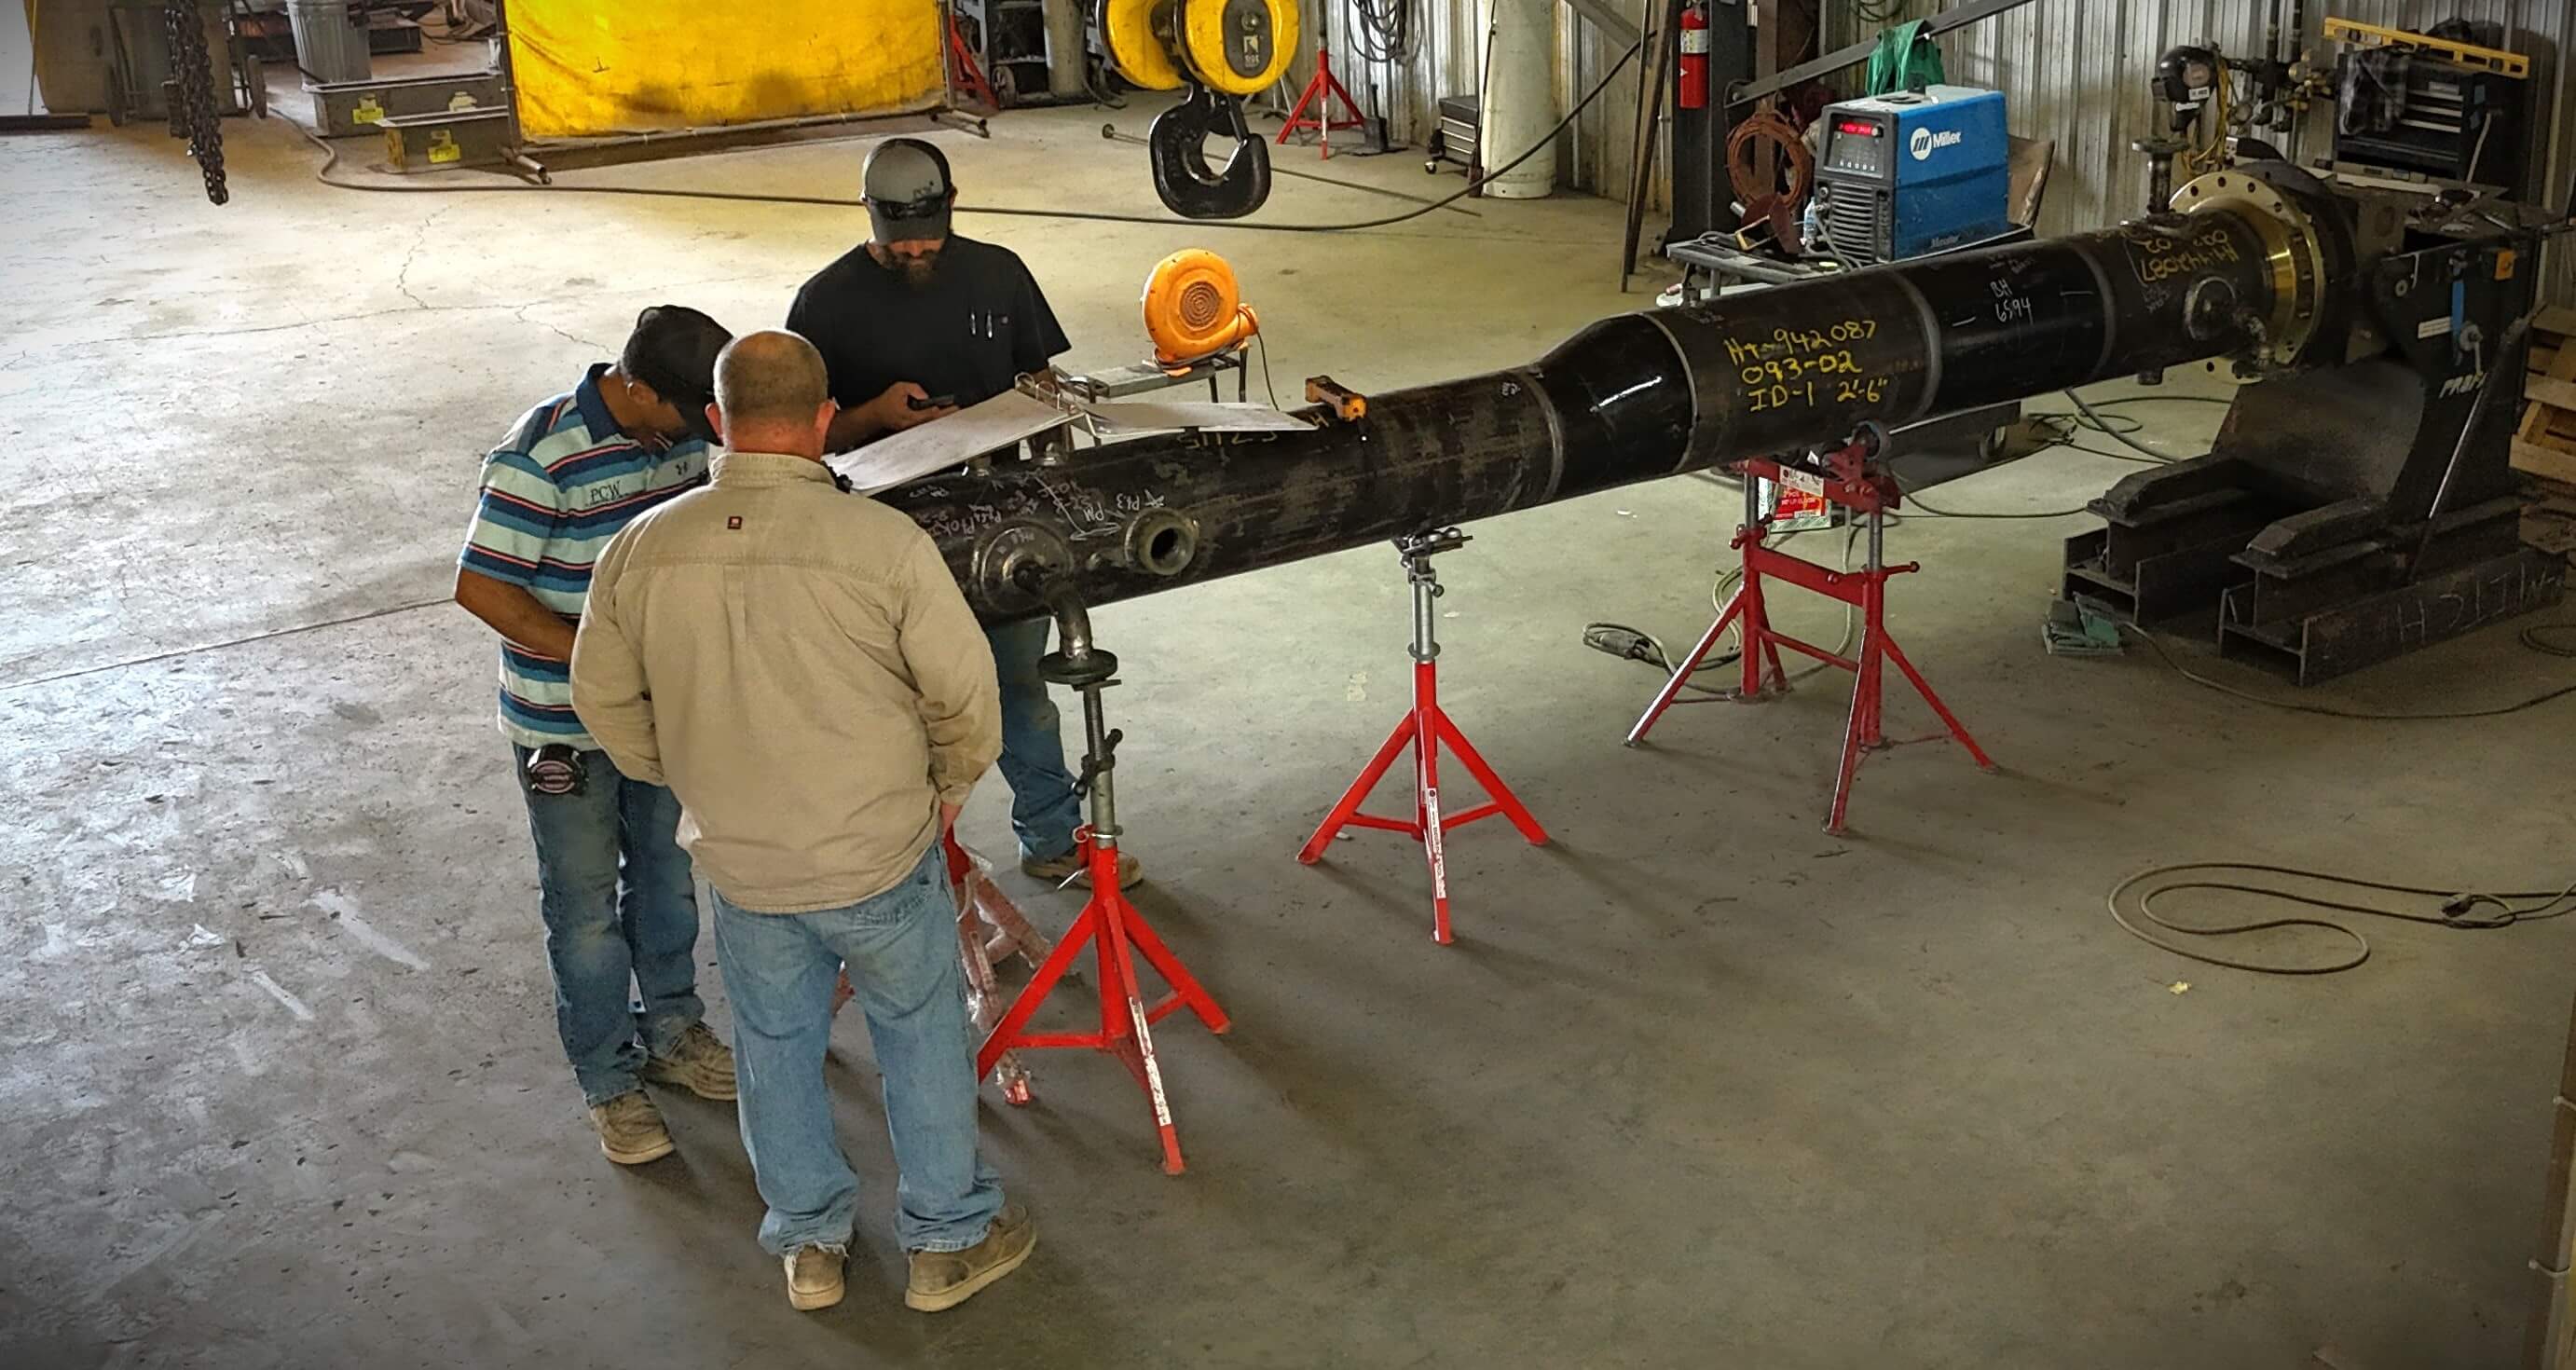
863, 138, 953, 246
620, 305, 732, 443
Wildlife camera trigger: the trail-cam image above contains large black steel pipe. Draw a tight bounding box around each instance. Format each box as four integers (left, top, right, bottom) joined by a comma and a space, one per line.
886, 195, 2315, 623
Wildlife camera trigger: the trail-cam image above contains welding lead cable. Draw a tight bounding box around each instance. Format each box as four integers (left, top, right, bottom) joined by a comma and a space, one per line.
2108, 862, 2576, 976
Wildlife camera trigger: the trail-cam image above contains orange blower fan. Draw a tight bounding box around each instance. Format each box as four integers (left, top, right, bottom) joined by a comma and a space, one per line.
1141, 249, 1258, 368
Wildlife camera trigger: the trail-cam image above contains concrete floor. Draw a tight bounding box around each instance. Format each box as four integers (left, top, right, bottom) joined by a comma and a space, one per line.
6, 91, 2574, 1370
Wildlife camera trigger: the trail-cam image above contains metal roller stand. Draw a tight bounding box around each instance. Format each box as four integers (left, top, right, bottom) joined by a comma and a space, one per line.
1625, 432, 1994, 833
974, 584, 1229, 1175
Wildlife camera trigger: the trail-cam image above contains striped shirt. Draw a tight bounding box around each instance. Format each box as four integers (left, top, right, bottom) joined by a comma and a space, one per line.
459, 363, 710, 748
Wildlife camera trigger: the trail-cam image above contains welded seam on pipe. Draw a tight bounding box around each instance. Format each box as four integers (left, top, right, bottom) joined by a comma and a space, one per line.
1517, 367, 1571, 503
1637, 312, 1713, 479
2072, 240, 2123, 379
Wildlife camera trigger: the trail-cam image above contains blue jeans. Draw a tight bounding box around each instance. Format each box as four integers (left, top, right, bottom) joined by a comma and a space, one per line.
513, 744, 706, 1107
987, 619, 1084, 861
709, 844, 1005, 1255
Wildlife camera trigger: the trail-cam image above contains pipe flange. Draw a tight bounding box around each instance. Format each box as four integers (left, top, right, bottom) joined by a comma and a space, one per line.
2172, 169, 2326, 368
1121, 508, 1201, 577
1038, 648, 1120, 688
971, 522, 1075, 616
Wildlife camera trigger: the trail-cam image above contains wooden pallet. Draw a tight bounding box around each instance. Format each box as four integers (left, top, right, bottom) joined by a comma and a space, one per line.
2514, 306, 2576, 487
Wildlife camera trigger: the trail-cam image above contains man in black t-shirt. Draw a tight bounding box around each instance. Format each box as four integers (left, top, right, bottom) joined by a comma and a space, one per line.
787, 139, 1140, 889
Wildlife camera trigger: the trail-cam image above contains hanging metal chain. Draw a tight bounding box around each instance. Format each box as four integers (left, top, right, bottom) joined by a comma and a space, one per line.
164, 3, 230, 205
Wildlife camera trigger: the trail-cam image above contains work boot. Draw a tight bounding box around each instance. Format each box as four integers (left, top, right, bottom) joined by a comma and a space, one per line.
588, 1090, 675, 1166
642, 1021, 737, 1102
905, 1203, 1035, 1312
784, 1245, 846, 1312
1021, 847, 1144, 890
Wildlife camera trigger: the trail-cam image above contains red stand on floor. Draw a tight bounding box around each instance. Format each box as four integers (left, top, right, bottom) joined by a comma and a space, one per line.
1625, 437, 1994, 834
1275, 40, 1366, 158
1298, 529, 1547, 944
976, 637, 1227, 1175
944, 11, 998, 109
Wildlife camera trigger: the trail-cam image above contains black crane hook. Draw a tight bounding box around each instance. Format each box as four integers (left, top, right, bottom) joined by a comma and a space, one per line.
1148, 82, 1271, 220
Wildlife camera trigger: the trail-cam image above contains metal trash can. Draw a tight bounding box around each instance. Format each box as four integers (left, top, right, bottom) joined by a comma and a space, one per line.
286, 0, 370, 85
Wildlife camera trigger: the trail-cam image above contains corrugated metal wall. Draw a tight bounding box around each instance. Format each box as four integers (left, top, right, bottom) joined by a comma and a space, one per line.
1817, 0, 2574, 305
1286, 0, 1656, 201
1286, 1, 2569, 303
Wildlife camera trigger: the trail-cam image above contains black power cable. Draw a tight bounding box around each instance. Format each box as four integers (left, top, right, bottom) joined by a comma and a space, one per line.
2109, 862, 2576, 975
1345, 0, 1418, 64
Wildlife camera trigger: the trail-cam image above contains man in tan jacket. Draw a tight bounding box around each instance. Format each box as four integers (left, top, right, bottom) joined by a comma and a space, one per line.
570, 330, 1034, 1315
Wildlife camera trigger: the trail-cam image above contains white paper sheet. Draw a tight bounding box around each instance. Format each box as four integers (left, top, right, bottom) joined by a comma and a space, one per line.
824, 390, 1071, 495
824, 392, 1314, 497
1082, 400, 1317, 436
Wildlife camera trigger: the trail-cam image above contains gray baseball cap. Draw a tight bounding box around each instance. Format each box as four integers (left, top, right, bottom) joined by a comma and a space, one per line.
862, 138, 954, 245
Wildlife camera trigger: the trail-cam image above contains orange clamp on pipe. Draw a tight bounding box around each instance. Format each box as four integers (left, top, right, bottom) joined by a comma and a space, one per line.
1305, 375, 1366, 421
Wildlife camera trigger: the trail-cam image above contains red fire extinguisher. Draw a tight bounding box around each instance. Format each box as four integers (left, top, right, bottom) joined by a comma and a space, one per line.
1677, 1, 1709, 110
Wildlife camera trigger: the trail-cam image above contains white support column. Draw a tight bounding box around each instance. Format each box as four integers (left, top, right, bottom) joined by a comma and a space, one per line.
1480, 0, 1559, 199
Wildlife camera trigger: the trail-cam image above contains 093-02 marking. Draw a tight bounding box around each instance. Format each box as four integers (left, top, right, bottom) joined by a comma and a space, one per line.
1715, 314, 1898, 415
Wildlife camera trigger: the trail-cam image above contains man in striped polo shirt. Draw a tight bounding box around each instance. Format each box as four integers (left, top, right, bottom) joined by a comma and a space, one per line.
454, 306, 740, 1165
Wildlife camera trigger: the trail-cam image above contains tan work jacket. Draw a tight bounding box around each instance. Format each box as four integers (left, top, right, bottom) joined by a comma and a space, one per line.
571, 449, 1001, 912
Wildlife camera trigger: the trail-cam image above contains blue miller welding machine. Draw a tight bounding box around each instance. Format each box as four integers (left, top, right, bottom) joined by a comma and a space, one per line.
1813, 85, 2011, 265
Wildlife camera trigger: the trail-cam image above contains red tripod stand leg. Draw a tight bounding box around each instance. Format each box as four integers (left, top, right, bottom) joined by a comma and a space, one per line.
976, 907, 1097, 1080
1275, 68, 1328, 145
1878, 634, 1996, 770
1624, 590, 1746, 746
1433, 714, 1547, 845
1738, 570, 1786, 698
1114, 900, 1231, 1033
1297, 712, 1418, 862
1826, 645, 1874, 836
1098, 885, 1188, 1174
1416, 699, 1452, 944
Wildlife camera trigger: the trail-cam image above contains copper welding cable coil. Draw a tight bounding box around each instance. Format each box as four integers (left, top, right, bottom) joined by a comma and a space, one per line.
1726, 108, 1815, 210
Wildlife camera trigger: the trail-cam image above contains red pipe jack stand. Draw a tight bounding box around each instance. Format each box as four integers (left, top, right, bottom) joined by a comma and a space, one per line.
1624, 431, 1994, 834
1275, 7, 1365, 158
976, 602, 1228, 1174
1298, 528, 1547, 944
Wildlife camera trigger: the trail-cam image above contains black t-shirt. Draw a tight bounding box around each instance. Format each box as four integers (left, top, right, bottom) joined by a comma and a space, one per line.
786, 236, 1072, 411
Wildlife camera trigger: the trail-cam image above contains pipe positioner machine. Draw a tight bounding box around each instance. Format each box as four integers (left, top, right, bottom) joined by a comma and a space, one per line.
885, 165, 2566, 684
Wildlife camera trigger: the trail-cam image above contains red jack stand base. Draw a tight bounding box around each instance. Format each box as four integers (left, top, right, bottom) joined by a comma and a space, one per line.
1276, 44, 1365, 158
1625, 453, 1994, 834
1298, 531, 1546, 943
978, 827, 1228, 1174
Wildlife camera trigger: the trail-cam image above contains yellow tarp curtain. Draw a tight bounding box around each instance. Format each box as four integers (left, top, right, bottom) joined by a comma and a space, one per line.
506, 1, 943, 140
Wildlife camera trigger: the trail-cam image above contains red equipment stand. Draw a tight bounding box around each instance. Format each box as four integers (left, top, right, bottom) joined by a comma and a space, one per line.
942, 7, 998, 109
977, 632, 1228, 1174
1624, 437, 1994, 834
1298, 529, 1547, 944
1275, 20, 1365, 158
